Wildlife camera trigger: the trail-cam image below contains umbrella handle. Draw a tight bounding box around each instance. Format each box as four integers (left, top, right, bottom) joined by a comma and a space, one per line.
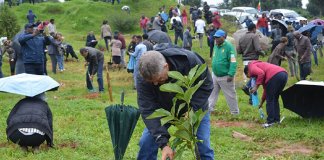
121, 90, 125, 106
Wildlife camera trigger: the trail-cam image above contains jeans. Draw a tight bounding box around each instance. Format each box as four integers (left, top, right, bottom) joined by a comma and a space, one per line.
86, 59, 104, 91
24, 63, 44, 75
259, 27, 267, 36
49, 54, 57, 74
142, 28, 147, 34
265, 72, 288, 123
137, 112, 214, 160
0, 55, 3, 78
56, 54, 64, 71
299, 62, 311, 80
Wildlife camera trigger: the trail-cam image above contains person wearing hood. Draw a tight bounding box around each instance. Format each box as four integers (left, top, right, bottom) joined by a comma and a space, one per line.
136, 44, 214, 160
26, 10, 37, 24
7, 97, 53, 152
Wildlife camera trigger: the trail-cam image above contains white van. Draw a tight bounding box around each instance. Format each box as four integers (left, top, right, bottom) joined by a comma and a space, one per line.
269, 9, 307, 23
231, 7, 259, 16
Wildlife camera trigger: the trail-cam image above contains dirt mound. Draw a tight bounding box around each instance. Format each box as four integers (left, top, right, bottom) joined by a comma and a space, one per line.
57, 142, 79, 149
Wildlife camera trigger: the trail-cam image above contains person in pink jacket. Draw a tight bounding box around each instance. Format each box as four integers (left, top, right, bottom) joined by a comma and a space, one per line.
244, 60, 288, 128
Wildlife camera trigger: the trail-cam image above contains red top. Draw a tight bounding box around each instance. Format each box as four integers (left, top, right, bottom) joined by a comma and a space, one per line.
248, 61, 287, 100
140, 17, 149, 29
212, 14, 222, 29
257, 17, 268, 28
181, 9, 187, 17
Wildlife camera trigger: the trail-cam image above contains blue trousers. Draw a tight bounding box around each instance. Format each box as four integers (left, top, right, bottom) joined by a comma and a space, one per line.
137, 112, 214, 160
299, 62, 311, 80
86, 60, 104, 91
265, 72, 288, 123
24, 63, 44, 75
56, 54, 64, 71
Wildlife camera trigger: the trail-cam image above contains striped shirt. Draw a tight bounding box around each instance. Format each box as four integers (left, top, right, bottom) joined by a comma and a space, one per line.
18, 128, 45, 136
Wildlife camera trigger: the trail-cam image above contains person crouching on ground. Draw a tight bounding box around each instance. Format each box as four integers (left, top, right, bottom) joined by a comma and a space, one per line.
6, 97, 53, 152
244, 61, 288, 128
80, 47, 104, 93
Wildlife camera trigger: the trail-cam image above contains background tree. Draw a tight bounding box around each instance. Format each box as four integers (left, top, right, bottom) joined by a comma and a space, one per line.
307, 0, 323, 17
0, 5, 20, 39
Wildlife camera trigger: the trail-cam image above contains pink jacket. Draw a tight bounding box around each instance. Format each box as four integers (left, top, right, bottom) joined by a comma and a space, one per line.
248, 60, 287, 100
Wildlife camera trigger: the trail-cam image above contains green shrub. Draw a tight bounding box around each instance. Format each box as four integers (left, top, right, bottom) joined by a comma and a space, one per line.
43, 4, 64, 14
109, 12, 137, 33
0, 5, 20, 39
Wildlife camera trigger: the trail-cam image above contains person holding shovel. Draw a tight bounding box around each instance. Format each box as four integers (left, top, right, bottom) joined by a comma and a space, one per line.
80, 47, 104, 92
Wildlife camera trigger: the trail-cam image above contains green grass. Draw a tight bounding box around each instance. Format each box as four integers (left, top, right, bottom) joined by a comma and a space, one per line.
0, 0, 324, 159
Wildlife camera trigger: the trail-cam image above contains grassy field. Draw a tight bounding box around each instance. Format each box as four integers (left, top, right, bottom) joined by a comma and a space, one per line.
0, 0, 323, 159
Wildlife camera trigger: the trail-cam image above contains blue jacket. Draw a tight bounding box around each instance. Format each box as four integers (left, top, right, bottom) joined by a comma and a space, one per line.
18, 33, 45, 64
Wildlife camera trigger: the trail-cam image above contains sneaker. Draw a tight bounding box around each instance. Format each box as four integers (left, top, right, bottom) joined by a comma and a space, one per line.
262, 122, 276, 128
88, 89, 97, 93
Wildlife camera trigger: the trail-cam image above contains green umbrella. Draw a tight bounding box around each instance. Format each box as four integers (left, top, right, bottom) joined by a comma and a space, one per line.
105, 91, 140, 160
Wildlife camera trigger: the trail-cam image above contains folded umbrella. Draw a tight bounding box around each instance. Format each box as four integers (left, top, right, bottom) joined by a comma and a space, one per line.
281, 80, 324, 118
147, 30, 172, 44
0, 73, 59, 97
105, 91, 140, 160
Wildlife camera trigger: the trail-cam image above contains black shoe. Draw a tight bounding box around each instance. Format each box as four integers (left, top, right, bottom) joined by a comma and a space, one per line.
242, 85, 250, 96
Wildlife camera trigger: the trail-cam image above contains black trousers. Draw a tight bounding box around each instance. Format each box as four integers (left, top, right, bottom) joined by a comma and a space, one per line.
9, 130, 45, 147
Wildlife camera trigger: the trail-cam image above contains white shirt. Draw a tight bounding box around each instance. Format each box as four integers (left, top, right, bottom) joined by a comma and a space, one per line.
48, 23, 56, 33
195, 19, 206, 34
170, 16, 181, 24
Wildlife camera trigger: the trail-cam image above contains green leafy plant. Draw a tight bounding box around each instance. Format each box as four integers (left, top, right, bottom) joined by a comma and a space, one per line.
0, 5, 20, 40
147, 64, 208, 160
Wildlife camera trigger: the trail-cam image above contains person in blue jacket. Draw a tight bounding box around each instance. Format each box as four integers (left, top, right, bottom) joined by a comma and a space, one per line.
18, 23, 46, 75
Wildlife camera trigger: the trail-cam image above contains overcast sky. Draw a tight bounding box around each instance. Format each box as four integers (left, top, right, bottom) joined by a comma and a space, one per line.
302, 0, 309, 9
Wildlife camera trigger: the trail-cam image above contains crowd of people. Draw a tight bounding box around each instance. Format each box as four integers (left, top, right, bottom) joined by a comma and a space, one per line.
0, 1, 323, 159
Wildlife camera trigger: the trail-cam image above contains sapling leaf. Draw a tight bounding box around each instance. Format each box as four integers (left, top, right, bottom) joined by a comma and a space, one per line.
194, 109, 207, 133
161, 116, 175, 126
174, 130, 191, 141
168, 71, 186, 83
146, 108, 171, 119
189, 64, 207, 86
183, 80, 204, 104
160, 83, 184, 94
188, 65, 199, 80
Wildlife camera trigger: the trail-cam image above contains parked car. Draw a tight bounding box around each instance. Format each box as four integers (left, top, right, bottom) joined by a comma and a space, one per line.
269, 9, 307, 23
231, 7, 259, 16
223, 12, 258, 29
198, 6, 219, 15
219, 9, 231, 16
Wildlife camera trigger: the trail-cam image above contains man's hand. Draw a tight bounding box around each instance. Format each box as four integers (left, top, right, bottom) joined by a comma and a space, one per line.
161, 145, 174, 160
33, 29, 40, 36
227, 76, 233, 82
89, 75, 94, 81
